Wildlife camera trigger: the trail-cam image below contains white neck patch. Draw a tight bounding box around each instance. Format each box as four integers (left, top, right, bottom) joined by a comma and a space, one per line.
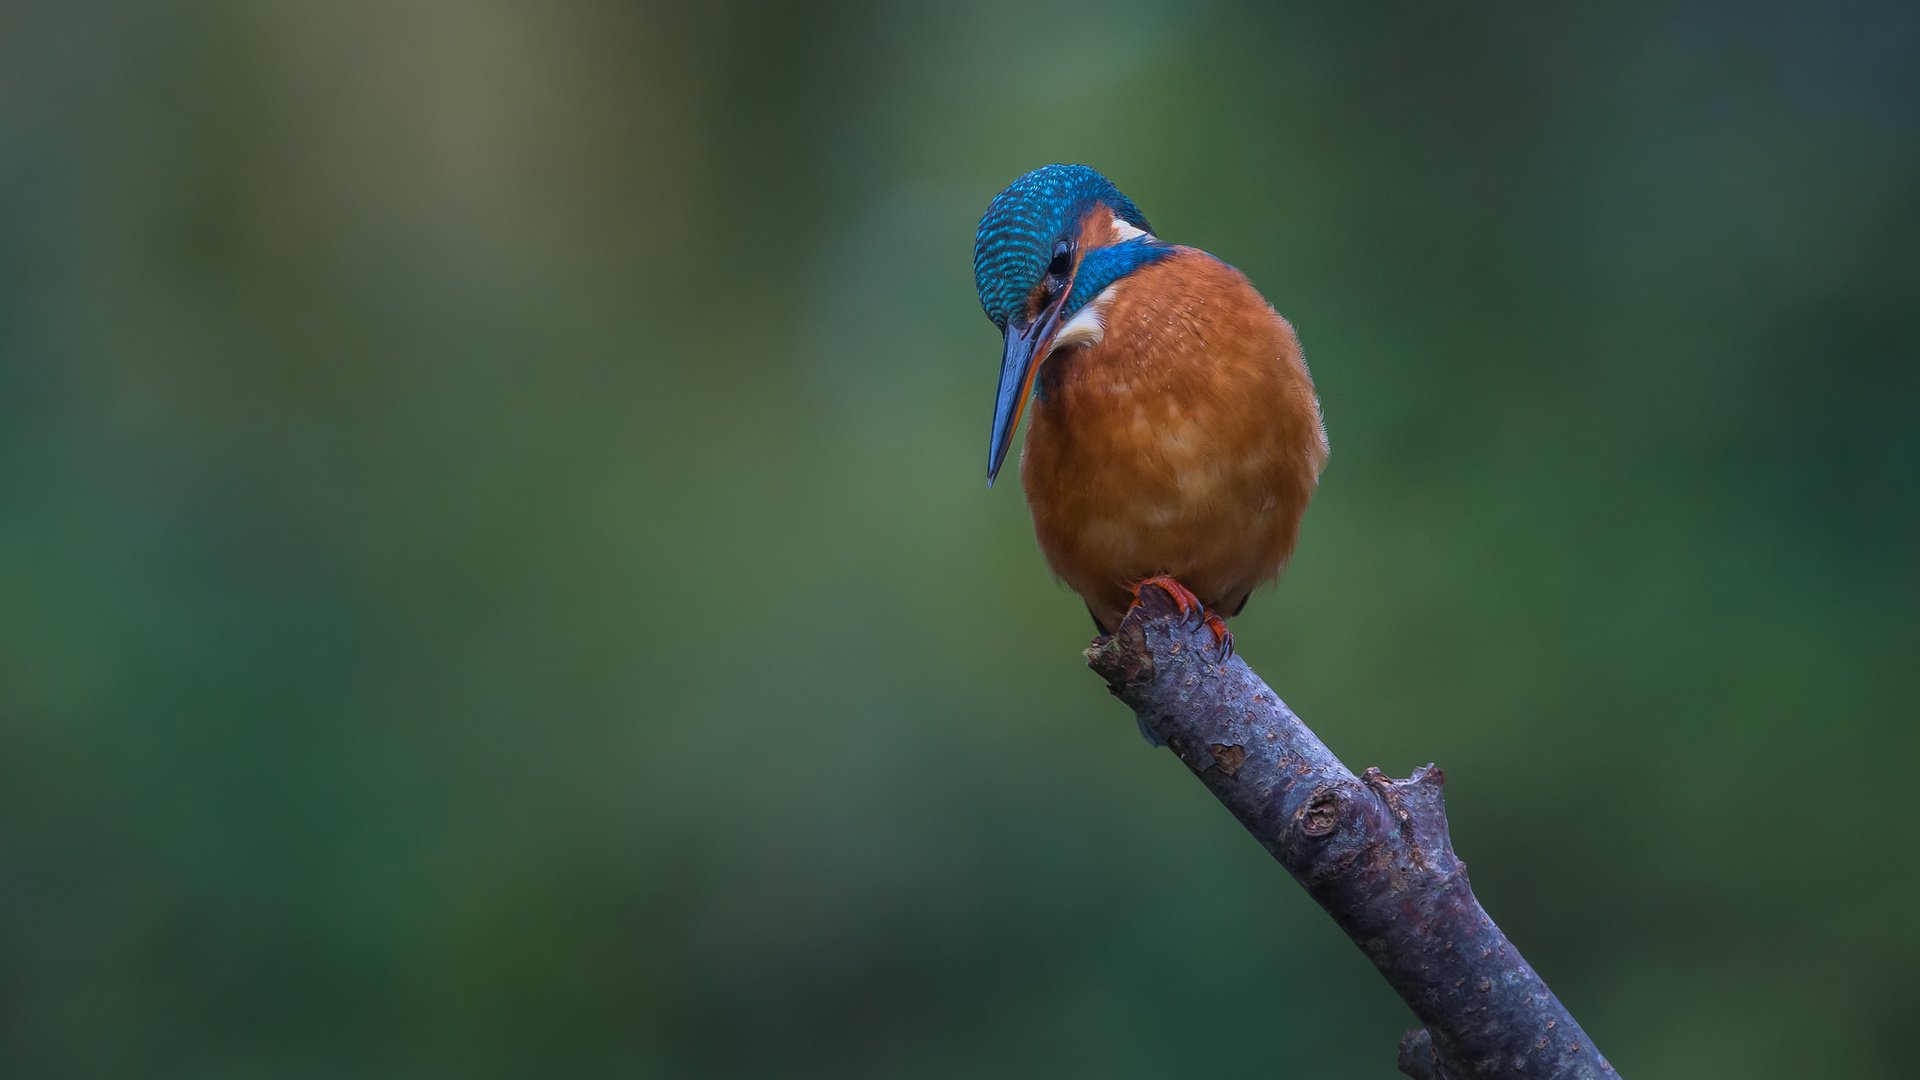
1047, 284, 1119, 359
1110, 218, 1153, 244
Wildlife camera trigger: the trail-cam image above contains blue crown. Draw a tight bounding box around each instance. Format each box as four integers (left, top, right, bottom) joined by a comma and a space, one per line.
972, 164, 1153, 329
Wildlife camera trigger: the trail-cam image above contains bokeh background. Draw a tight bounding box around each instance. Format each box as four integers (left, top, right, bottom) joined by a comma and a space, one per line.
3, 1, 1917, 1076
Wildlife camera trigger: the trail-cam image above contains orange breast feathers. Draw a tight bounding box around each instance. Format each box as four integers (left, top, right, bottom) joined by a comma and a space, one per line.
1019, 249, 1328, 632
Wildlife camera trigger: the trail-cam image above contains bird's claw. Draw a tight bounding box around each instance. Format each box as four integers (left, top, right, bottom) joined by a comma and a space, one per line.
1204, 611, 1235, 661
1131, 574, 1204, 624
1130, 575, 1234, 663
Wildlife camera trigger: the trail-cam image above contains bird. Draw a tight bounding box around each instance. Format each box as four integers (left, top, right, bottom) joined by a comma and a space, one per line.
972, 163, 1327, 661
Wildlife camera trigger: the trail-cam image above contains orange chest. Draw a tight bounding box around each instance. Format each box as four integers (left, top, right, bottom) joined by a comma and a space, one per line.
1016, 251, 1327, 623
1026, 253, 1321, 503
1025, 328, 1300, 526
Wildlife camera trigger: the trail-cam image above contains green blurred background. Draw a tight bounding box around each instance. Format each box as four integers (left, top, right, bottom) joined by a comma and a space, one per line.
3, 1, 1916, 1076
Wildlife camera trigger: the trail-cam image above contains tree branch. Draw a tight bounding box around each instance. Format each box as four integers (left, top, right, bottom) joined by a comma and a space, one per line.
1086, 583, 1617, 1079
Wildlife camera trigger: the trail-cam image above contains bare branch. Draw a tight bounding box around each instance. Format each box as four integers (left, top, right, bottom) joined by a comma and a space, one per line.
1086, 583, 1617, 1079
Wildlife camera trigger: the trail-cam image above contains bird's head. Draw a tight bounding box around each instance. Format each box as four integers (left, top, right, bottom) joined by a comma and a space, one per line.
973, 163, 1172, 485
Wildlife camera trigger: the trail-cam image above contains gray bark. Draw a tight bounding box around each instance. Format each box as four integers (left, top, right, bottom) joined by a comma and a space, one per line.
1085, 582, 1617, 1079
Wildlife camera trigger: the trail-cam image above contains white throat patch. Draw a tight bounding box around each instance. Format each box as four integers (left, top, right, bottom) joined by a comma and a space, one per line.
1047, 285, 1118, 359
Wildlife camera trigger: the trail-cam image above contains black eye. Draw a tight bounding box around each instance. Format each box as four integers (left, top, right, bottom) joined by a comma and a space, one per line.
1047, 245, 1072, 279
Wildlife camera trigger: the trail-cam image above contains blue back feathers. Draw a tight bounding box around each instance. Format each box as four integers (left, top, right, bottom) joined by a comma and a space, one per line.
973, 164, 1167, 329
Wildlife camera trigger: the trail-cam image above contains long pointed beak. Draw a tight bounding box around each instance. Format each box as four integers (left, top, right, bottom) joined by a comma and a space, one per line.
987, 293, 1068, 486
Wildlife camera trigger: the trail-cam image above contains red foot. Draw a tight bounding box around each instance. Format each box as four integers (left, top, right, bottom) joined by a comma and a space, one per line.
1204, 611, 1235, 661
1129, 575, 1234, 662
1130, 574, 1202, 619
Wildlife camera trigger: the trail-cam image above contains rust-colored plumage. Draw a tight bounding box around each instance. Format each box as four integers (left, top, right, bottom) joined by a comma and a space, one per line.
974, 165, 1326, 646
1024, 230, 1326, 632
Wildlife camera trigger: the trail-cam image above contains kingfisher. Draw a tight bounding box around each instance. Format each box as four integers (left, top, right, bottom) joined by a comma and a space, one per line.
973, 163, 1328, 660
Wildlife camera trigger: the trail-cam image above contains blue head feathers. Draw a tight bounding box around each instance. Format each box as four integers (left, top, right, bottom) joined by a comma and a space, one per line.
972, 164, 1157, 330
975, 164, 1178, 485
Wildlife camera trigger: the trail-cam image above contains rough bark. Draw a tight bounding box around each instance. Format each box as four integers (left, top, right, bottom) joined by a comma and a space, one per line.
1085, 583, 1617, 1079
